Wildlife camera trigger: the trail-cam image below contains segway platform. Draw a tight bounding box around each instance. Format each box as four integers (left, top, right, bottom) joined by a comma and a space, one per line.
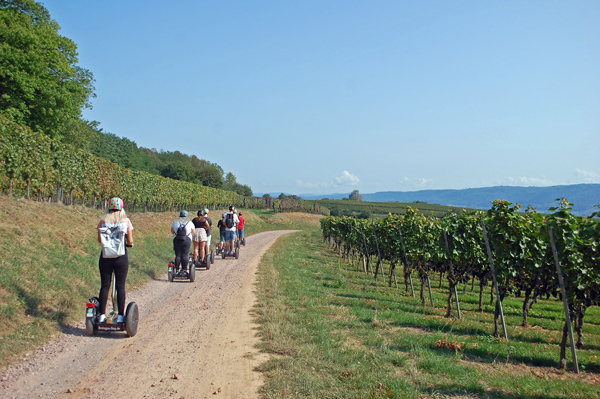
221, 245, 240, 259
168, 260, 195, 282
85, 297, 139, 337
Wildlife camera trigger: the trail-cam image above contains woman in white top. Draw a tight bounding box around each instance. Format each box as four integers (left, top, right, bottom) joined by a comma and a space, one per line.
96, 197, 134, 324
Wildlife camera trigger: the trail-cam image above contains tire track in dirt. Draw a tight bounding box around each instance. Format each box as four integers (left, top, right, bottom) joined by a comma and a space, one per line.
1, 230, 297, 399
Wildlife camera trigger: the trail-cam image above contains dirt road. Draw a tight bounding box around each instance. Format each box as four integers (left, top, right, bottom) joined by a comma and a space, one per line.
1, 230, 296, 399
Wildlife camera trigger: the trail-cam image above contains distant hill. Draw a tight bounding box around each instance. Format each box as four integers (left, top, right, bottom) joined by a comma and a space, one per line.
295, 184, 600, 216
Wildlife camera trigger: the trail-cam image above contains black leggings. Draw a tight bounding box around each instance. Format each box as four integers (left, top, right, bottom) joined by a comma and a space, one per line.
98, 251, 129, 315
173, 237, 191, 270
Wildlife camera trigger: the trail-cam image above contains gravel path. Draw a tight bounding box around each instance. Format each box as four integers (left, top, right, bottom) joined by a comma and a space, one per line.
0, 230, 296, 399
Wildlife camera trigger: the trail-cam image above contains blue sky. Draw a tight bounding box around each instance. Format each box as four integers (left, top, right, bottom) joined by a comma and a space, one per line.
41, 1, 599, 195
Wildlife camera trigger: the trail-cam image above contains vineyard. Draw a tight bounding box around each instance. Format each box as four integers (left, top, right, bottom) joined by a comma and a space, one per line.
318, 198, 474, 218
0, 117, 328, 215
321, 199, 600, 371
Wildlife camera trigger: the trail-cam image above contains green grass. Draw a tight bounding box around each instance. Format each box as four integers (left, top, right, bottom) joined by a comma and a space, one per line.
254, 227, 600, 398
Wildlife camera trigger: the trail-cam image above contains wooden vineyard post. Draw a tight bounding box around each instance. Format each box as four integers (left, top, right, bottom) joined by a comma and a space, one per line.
481, 221, 508, 341
389, 260, 398, 288
359, 225, 374, 275
371, 222, 385, 282
549, 228, 579, 374
397, 226, 415, 297
427, 276, 434, 307
443, 231, 461, 319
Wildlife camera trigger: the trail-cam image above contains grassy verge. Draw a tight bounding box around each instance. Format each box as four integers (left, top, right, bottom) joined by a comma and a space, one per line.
254, 227, 600, 399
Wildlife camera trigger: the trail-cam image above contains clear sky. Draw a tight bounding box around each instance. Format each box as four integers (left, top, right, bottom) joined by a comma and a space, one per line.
41, 1, 599, 195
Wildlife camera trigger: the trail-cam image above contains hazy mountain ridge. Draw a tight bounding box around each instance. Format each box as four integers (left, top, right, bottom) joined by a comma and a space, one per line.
289, 184, 600, 216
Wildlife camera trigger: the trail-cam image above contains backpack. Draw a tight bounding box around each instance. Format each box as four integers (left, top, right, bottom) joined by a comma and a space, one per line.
99, 222, 128, 258
225, 213, 234, 228
175, 221, 188, 240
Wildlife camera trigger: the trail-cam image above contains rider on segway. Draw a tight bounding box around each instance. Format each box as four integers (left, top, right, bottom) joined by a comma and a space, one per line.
192, 210, 209, 265
237, 211, 245, 246
224, 205, 239, 256
96, 197, 134, 325
171, 210, 195, 275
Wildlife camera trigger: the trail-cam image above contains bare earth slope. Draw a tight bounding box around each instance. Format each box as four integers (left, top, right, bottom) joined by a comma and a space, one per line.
1, 230, 296, 399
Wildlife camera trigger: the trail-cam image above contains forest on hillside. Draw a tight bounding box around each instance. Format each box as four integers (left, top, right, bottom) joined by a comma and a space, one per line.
0, 0, 251, 196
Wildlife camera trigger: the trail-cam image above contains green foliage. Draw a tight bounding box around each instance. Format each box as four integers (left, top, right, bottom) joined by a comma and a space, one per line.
223, 172, 252, 196
348, 189, 362, 201
319, 198, 466, 218
0, 0, 95, 139
278, 192, 301, 200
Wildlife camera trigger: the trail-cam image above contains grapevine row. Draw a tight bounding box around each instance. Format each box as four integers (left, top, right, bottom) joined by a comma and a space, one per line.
320, 200, 600, 369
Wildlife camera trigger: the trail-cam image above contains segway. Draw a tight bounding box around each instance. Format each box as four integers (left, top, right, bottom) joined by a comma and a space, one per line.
194, 244, 212, 270
215, 242, 223, 256
168, 255, 195, 282
85, 271, 139, 337
208, 242, 215, 265
221, 242, 240, 259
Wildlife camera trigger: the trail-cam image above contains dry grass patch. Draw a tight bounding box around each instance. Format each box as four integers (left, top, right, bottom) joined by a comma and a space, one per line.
270, 211, 322, 225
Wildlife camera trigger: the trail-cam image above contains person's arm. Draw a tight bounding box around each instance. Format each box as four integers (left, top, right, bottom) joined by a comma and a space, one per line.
126, 219, 134, 247
126, 231, 134, 247
97, 221, 103, 243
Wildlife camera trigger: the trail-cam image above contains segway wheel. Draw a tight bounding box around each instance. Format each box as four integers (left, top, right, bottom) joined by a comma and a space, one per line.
235, 247, 239, 259
190, 263, 196, 282
206, 254, 211, 270
168, 271, 173, 282
125, 302, 139, 337
210, 250, 215, 264
222, 249, 226, 259
85, 318, 96, 336
242, 238, 246, 246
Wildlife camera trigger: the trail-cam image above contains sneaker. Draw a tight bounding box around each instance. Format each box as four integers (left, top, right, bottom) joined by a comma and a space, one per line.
114, 315, 124, 324
97, 314, 107, 323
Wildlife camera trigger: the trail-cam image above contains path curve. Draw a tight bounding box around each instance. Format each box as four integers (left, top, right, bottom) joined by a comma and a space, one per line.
1, 230, 297, 399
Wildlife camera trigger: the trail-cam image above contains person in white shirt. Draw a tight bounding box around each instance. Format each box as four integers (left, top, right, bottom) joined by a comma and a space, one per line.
170, 210, 195, 272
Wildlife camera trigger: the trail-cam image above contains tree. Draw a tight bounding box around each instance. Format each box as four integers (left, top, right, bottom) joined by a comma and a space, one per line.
0, 0, 95, 139
195, 162, 224, 188
223, 172, 237, 191
349, 190, 362, 201
235, 184, 252, 197
162, 162, 196, 182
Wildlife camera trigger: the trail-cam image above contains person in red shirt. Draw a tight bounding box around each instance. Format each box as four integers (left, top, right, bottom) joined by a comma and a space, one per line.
237, 212, 245, 242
